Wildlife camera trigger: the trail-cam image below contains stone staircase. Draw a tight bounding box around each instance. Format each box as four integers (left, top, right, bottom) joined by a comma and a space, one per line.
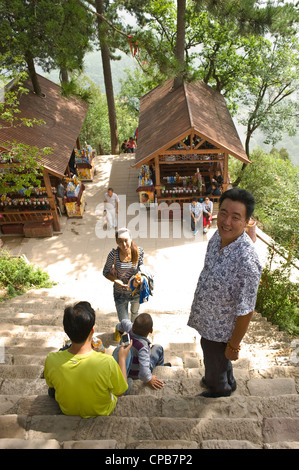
0, 289, 298, 449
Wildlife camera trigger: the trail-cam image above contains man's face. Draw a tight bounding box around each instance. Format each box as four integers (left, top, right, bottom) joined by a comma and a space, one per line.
217, 198, 249, 247
108, 190, 113, 197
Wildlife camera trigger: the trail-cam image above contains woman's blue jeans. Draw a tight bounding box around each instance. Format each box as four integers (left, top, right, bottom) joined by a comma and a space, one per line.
114, 289, 140, 322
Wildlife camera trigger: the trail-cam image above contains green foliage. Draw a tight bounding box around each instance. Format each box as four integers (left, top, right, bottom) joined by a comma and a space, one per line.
78, 76, 138, 154
229, 147, 299, 260
0, 250, 54, 301
256, 255, 299, 336
0, 0, 94, 80
0, 142, 52, 195
60, 75, 93, 102
0, 56, 53, 194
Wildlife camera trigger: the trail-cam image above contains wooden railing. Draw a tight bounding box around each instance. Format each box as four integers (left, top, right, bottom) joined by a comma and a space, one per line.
0, 210, 54, 225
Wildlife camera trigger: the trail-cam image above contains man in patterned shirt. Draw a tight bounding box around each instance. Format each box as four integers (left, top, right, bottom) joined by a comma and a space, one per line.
188, 188, 262, 397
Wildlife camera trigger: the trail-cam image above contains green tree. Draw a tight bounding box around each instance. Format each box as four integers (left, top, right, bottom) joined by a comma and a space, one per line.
94, 0, 120, 154
0, 56, 52, 193
236, 35, 299, 156
78, 77, 138, 153
229, 147, 299, 261
0, 0, 93, 94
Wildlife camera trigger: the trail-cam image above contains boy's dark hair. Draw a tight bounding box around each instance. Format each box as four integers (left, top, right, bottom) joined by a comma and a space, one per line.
63, 301, 95, 343
132, 313, 153, 337
219, 188, 255, 219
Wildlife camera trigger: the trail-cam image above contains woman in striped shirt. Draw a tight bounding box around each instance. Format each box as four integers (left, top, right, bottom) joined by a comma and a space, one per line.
103, 228, 144, 322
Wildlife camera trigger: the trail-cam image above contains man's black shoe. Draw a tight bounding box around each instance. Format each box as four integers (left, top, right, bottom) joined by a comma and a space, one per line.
200, 376, 237, 392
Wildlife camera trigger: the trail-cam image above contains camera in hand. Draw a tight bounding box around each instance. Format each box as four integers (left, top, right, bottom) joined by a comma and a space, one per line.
121, 332, 130, 346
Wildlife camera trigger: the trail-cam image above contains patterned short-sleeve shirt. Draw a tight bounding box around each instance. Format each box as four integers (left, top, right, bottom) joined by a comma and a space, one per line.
188, 230, 262, 342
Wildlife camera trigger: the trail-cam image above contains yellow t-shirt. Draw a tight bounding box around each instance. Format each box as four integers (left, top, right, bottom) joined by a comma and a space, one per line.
44, 350, 128, 418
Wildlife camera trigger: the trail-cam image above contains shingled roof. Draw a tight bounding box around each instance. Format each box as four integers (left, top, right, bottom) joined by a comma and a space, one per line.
0, 74, 88, 177
134, 79, 250, 166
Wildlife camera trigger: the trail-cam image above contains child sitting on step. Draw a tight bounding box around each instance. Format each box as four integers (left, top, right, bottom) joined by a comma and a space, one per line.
113, 313, 170, 391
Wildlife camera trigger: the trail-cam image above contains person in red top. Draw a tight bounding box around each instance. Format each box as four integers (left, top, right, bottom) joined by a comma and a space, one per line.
127, 137, 137, 153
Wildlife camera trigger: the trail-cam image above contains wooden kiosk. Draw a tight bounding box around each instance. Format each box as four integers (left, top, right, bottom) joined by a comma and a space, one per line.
0, 74, 88, 236
133, 80, 250, 213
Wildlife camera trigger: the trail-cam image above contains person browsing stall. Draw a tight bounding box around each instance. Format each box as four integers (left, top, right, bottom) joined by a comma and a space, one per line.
202, 196, 213, 233
189, 198, 202, 236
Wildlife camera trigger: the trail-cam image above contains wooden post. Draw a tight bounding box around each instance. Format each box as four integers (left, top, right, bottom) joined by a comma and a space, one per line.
43, 169, 60, 231
154, 155, 161, 199
223, 153, 229, 192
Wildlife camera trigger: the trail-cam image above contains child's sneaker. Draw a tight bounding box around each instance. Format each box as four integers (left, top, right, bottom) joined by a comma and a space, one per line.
114, 328, 121, 342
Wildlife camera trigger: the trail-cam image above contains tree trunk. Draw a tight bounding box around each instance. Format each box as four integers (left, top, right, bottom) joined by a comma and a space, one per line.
174, 0, 186, 89
60, 67, 69, 84
232, 126, 251, 186
25, 51, 42, 96
95, 0, 119, 155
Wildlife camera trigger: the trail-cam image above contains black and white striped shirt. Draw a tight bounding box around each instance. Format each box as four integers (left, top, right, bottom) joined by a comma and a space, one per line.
103, 247, 144, 292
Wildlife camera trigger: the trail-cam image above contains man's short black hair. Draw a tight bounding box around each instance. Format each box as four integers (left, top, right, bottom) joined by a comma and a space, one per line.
63, 301, 95, 343
219, 188, 255, 219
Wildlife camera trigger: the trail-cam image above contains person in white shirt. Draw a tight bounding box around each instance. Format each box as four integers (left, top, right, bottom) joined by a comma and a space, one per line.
104, 187, 119, 229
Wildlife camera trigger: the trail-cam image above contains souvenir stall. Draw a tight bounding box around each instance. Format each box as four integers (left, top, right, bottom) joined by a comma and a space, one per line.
133, 79, 251, 217
64, 175, 85, 218
0, 185, 55, 237
0, 73, 89, 236
136, 165, 155, 206
0, 156, 60, 236
75, 144, 95, 182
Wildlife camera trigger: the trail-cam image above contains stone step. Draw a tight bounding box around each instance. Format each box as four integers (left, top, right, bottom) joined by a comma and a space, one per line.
1, 393, 299, 419
1, 414, 298, 447
2, 436, 297, 449
4, 346, 57, 357
2, 333, 67, 349
0, 438, 61, 449
0, 365, 44, 379
0, 367, 296, 399
0, 379, 48, 396
0, 324, 64, 336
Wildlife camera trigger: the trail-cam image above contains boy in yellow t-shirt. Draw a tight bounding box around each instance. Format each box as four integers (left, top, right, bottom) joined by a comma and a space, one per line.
44, 301, 132, 418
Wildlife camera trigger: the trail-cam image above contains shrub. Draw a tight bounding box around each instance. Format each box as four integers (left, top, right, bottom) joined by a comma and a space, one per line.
256, 253, 299, 336
0, 250, 54, 301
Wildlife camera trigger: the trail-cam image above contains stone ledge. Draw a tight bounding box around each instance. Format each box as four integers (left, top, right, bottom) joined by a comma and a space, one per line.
201, 439, 262, 449
247, 378, 296, 396
62, 439, 118, 449
0, 438, 60, 449
263, 418, 299, 443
